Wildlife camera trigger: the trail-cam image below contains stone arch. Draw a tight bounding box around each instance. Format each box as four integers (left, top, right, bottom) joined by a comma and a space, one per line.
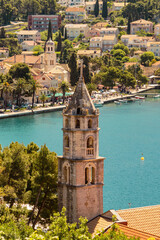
63, 161, 70, 184
86, 136, 94, 155
87, 137, 94, 148
88, 119, 92, 128
77, 107, 81, 115
85, 163, 96, 185
64, 135, 69, 148
75, 119, 80, 128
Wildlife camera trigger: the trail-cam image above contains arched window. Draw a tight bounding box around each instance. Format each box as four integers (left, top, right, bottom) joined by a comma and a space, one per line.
87, 137, 93, 148
65, 119, 69, 128
63, 166, 67, 182
51, 47, 53, 51
85, 164, 96, 185
88, 119, 92, 128
48, 47, 50, 51
85, 167, 89, 184
63, 163, 70, 184
91, 167, 95, 184
77, 108, 81, 115
87, 137, 94, 155
75, 119, 80, 128
65, 136, 69, 147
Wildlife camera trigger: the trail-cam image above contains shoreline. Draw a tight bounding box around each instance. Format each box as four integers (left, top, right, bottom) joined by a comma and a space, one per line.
0, 85, 156, 120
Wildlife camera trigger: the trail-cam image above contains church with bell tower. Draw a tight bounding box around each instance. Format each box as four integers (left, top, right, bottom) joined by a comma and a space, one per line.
58, 60, 105, 223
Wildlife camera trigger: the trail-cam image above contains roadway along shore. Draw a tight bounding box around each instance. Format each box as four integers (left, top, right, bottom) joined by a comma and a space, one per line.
0, 85, 156, 120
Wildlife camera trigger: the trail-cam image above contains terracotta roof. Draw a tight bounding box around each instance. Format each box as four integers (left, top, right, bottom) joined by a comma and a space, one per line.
117, 205, 160, 237
17, 30, 39, 35
131, 19, 153, 24
66, 7, 85, 12
3, 54, 41, 65
106, 223, 160, 240
87, 216, 112, 235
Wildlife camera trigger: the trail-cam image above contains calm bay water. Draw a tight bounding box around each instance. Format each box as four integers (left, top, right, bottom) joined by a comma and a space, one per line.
1, 99, 160, 211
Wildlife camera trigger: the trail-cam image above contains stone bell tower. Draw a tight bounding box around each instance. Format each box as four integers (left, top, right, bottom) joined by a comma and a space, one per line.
58, 60, 104, 223
44, 38, 56, 72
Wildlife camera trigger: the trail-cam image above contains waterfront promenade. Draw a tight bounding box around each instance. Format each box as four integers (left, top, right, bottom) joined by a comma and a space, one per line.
0, 85, 156, 119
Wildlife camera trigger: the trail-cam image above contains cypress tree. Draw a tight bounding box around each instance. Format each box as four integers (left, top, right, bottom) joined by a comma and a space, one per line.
127, 15, 131, 34
0, 27, 6, 38
102, 0, 108, 19
68, 52, 79, 86
57, 30, 62, 51
47, 20, 52, 40
94, 0, 99, 17
82, 56, 91, 84
64, 28, 67, 39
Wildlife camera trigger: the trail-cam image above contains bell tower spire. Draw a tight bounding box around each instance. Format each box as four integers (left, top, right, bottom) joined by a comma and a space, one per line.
58, 68, 105, 223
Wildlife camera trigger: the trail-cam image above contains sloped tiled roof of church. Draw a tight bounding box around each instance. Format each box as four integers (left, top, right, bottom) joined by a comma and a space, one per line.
64, 64, 96, 115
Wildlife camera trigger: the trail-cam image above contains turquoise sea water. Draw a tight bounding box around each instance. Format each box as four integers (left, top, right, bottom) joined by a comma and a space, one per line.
0, 99, 160, 211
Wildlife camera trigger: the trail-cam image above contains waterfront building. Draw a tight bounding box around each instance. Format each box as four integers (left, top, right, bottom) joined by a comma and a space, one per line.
21, 41, 37, 51
77, 49, 101, 58
154, 24, 160, 35
28, 15, 61, 33
58, 61, 104, 223
65, 7, 86, 22
147, 41, 160, 57
85, 1, 103, 13
17, 30, 41, 43
64, 24, 89, 39
130, 19, 154, 35
99, 27, 119, 37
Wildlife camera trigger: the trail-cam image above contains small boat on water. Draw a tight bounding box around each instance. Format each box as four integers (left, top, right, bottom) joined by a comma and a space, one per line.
93, 99, 104, 107
119, 99, 128, 103
114, 101, 120, 105
135, 96, 145, 100
154, 94, 160, 98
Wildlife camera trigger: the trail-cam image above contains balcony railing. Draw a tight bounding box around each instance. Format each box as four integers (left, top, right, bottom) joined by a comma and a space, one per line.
86, 148, 94, 155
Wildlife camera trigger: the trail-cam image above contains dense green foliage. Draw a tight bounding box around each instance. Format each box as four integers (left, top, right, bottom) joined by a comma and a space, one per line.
0, 142, 58, 230
0, 205, 139, 239
0, 0, 57, 25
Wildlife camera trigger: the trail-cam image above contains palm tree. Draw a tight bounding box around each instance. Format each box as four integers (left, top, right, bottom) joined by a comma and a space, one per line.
40, 94, 48, 107
0, 81, 12, 110
29, 79, 41, 108
12, 78, 27, 107
59, 81, 69, 104
49, 87, 57, 105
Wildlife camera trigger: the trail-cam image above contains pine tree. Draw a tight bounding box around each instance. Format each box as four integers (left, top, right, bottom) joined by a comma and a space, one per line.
57, 30, 62, 52
68, 52, 79, 86
47, 20, 52, 40
94, 0, 99, 17
102, 0, 108, 19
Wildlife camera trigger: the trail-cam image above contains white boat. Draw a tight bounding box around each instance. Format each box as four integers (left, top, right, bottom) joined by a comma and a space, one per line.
93, 99, 104, 107
119, 99, 128, 103
135, 96, 145, 99
154, 94, 160, 98
114, 101, 120, 105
